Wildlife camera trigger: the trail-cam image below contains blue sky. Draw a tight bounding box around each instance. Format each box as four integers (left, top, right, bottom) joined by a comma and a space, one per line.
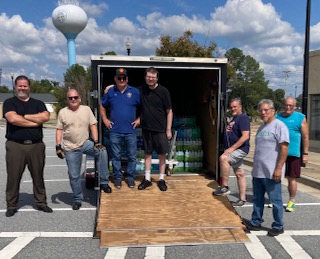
1, 0, 319, 97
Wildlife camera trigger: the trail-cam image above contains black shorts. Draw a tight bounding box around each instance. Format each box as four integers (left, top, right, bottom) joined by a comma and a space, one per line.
142, 129, 169, 155
285, 156, 301, 178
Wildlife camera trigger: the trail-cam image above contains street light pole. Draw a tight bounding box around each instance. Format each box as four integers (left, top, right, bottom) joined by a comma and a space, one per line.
10, 70, 14, 89
125, 37, 132, 56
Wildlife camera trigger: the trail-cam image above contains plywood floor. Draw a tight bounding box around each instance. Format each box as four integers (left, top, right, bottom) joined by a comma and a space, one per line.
96, 174, 248, 247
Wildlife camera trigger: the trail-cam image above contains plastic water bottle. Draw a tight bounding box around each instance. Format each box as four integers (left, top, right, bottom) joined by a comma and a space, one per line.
185, 162, 190, 172
185, 150, 190, 162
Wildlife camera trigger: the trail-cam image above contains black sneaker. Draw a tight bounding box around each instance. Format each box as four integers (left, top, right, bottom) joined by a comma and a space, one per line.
72, 202, 82, 210
268, 228, 284, 236
37, 205, 53, 213
5, 208, 17, 217
244, 221, 262, 231
114, 180, 122, 189
231, 199, 246, 207
213, 186, 231, 196
157, 179, 167, 191
101, 184, 112, 193
138, 178, 152, 190
127, 179, 135, 188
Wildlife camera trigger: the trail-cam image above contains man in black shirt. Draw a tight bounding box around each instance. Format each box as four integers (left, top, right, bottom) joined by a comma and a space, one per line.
3, 75, 53, 217
138, 67, 173, 191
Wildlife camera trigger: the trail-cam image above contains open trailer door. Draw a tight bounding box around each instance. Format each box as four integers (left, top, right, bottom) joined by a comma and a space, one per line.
90, 56, 228, 182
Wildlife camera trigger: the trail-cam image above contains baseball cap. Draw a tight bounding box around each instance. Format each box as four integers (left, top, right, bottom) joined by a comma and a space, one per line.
115, 68, 127, 76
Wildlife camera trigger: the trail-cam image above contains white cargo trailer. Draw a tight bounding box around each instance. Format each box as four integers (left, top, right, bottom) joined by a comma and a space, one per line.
88, 55, 228, 185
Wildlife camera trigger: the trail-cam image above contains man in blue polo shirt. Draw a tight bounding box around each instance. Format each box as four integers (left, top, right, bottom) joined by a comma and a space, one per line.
100, 68, 141, 189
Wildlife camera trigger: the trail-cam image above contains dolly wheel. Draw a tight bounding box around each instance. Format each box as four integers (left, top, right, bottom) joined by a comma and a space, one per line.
165, 166, 172, 176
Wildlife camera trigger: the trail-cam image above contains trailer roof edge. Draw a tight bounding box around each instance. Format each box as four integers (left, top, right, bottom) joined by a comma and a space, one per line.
91, 55, 228, 64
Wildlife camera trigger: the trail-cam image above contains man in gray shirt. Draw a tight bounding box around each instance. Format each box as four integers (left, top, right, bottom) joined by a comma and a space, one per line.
245, 99, 289, 237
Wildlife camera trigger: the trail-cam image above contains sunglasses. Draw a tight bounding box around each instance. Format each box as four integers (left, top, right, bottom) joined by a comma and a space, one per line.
68, 96, 79, 100
117, 76, 127, 81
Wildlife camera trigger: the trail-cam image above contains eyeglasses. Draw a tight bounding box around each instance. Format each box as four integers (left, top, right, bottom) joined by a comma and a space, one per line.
284, 104, 294, 107
259, 108, 273, 113
117, 76, 127, 81
68, 96, 79, 100
146, 76, 157, 80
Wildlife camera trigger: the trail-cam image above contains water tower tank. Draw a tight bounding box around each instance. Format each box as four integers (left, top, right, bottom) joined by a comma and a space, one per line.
52, 4, 88, 67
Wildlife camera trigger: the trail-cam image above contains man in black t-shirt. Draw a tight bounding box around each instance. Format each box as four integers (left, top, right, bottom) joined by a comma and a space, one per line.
138, 67, 173, 191
3, 75, 52, 217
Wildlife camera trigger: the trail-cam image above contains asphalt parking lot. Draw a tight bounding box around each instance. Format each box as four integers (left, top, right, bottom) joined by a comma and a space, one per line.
1, 125, 320, 259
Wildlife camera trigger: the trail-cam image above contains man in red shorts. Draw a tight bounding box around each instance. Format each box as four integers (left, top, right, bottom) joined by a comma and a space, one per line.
276, 97, 309, 212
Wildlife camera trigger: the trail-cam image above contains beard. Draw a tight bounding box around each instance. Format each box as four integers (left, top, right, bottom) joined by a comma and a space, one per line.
16, 91, 28, 99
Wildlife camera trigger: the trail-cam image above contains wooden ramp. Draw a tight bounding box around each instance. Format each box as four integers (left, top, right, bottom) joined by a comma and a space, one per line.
96, 174, 248, 247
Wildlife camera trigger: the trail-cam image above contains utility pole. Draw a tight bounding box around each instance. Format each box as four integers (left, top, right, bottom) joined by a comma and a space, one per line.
0, 68, 2, 86
302, 0, 311, 118
283, 70, 290, 97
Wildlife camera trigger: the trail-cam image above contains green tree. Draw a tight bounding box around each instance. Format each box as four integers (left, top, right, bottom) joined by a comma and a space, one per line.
156, 30, 217, 57
225, 48, 270, 117
0, 85, 10, 93
101, 51, 117, 55
64, 64, 92, 106
53, 85, 69, 113
30, 79, 59, 93
273, 88, 285, 111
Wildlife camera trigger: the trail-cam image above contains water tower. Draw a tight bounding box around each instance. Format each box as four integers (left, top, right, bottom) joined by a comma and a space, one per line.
52, 0, 88, 67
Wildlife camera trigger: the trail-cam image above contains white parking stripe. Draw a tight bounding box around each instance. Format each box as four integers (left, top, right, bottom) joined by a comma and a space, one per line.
0, 236, 35, 259
0, 231, 318, 258
252, 230, 320, 236
0, 232, 92, 238
245, 233, 272, 259
239, 202, 320, 208
145, 246, 165, 259
0, 208, 96, 213
23, 179, 70, 183
104, 247, 128, 259
275, 235, 312, 259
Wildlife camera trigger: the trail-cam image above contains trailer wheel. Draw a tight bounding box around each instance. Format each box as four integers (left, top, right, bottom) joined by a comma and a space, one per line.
85, 177, 95, 189
85, 172, 96, 189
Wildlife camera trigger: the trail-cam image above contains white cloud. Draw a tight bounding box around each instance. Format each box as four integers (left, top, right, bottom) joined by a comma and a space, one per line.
210, 0, 296, 46
1, 0, 320, 98
81, 2, 109, 18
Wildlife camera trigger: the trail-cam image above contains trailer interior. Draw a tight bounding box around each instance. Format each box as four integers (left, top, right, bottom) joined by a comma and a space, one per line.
91, 56, 228, 179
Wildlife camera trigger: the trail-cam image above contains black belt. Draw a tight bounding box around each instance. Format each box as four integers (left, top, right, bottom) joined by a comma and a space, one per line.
9, 139, 42, 145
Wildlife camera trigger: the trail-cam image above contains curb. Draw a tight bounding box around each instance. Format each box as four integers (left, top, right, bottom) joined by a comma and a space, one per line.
244, 159, 320, 190
297, 176, 320, 190
244, 159, 253, 167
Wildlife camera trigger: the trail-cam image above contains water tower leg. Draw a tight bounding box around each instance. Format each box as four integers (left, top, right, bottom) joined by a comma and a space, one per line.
67, 38, 76, 66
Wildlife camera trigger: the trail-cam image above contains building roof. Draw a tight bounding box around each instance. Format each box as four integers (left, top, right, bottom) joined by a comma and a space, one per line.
0, 93, 57, 103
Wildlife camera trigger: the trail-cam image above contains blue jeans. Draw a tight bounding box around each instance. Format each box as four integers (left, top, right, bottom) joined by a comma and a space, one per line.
251, 177, 283, 230
109, 132, 137, 181
64, 140, 110, 203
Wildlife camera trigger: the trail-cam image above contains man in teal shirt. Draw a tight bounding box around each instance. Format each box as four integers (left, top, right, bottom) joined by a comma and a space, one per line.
276, 97, 309, 212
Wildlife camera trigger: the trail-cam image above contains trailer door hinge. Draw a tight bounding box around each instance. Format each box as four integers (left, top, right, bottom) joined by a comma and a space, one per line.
89, 90, 98, 99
